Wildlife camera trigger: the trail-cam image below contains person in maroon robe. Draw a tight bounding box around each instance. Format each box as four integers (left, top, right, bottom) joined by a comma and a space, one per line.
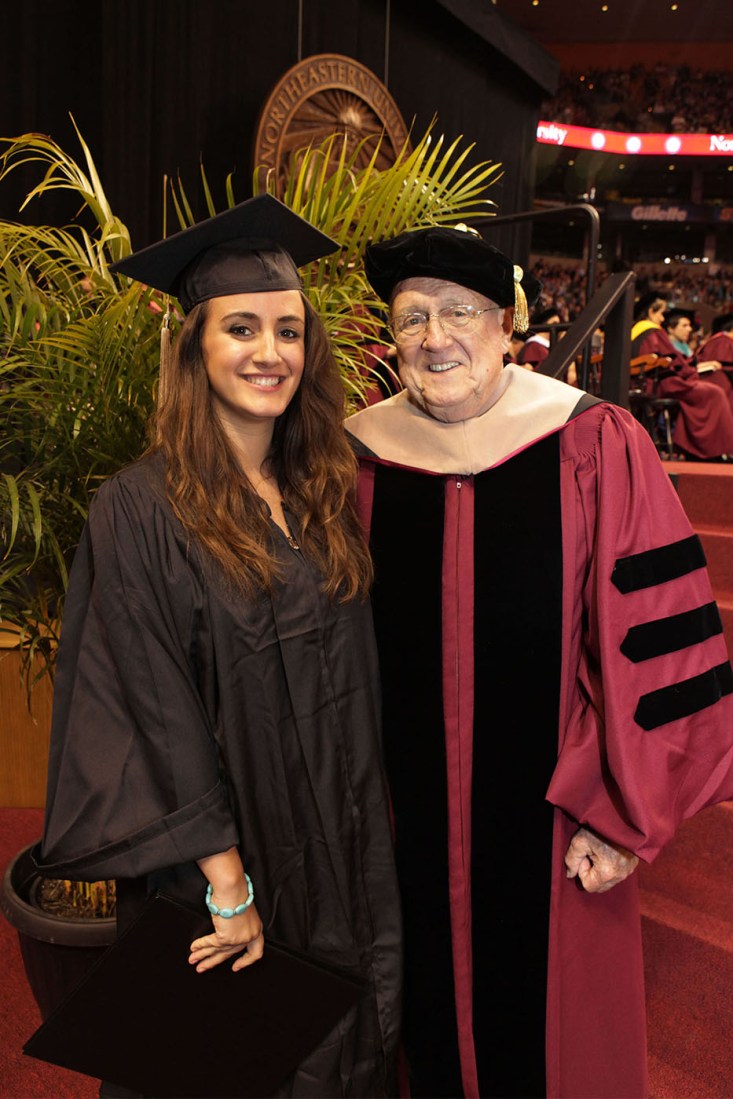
631, 294, 733, 459
700, 312, 733, 372
664, 306, 733, 406
516, 306, 561, 369
346, 229, 733, 1099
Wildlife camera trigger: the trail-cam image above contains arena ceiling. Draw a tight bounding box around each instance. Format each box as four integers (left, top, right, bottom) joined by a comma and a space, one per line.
495, 0, 733, 43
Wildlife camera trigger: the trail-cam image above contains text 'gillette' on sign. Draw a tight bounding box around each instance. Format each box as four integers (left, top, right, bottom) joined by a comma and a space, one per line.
631, 206, 689, 222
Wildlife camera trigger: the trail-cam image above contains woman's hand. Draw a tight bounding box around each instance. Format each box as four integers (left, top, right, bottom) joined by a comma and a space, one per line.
189, 898, 264, 973
192, 847, 265, 972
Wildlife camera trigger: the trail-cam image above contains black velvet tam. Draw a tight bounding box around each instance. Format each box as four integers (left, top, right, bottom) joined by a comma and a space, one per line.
364, 225, 541, 308
712, 312, 733, 335
111, 194, 337, 312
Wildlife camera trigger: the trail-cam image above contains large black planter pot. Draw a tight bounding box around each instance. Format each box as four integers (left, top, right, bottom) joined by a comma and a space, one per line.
1, 842, 116, 1020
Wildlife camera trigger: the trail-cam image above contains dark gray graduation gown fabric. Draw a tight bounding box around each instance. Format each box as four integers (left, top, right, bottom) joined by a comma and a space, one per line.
36, 453, 402, 1098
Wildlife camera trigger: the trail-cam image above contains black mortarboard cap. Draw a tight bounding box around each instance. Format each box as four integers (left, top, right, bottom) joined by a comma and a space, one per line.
364, 225, 542, 332
633, 291, 667, 321
664, 306, 697, 329
712, 312, 733, 335
111, 195, 338, 313
531, 306, 562, 326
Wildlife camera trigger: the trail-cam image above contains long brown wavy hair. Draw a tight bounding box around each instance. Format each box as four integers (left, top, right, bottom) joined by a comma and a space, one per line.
151, 295, 372, 600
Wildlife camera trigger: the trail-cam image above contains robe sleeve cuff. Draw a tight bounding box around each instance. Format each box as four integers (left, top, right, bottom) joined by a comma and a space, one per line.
34, 781, 240, 881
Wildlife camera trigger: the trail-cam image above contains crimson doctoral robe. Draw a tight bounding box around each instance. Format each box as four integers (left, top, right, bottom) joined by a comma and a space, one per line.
346, 365, 733, 1099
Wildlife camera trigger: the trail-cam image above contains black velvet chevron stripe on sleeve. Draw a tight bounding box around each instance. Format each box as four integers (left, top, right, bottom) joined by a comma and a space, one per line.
611, 535, 706, 594
634, 662, 733, 730
620, 602, 723, 663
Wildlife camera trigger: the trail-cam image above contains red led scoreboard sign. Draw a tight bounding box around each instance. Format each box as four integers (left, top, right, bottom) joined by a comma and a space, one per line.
537, 121, 733, 157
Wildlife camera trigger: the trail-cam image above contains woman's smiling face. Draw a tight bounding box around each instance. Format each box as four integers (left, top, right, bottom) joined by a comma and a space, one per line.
201, 289, 306, 430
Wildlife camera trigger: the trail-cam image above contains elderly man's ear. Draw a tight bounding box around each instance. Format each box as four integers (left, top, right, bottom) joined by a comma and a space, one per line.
501, 306, 515, 350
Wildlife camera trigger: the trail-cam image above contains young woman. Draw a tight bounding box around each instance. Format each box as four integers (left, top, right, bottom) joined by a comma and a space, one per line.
34, 196, 401, 1097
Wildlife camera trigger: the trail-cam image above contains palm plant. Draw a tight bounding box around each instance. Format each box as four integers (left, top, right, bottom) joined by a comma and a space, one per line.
1, 122, 501, 692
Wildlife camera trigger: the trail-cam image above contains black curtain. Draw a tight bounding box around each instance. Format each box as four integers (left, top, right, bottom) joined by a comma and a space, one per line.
0, 0, 555, 262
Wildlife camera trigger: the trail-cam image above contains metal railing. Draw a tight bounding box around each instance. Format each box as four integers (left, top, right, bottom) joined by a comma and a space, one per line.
487, 203, 634, 407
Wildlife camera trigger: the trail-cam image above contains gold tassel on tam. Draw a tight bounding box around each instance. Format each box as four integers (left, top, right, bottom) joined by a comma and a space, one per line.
512, 265, 530, 333
158, 301, 173, 407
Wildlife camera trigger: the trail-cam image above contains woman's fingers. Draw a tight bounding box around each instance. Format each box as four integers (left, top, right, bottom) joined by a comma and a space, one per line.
231, 932, 265, 972
188, 929, 266, 972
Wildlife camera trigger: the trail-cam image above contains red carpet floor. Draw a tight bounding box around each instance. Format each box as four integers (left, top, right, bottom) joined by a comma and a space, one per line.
3, 802, 733, 1098
641, 804, 733, 1098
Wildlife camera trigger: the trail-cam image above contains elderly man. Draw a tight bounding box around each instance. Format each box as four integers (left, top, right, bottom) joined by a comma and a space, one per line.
346, 227, 733, 1099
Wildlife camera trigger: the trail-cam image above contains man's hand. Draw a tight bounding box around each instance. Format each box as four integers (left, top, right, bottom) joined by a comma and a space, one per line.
564, 826, 639, 893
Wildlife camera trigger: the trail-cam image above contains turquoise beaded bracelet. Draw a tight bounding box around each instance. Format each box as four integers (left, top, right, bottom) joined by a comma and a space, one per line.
205, 873, 254, 918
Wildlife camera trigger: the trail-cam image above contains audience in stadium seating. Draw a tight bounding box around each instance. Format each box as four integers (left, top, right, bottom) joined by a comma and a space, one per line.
530, 259, 733, 324
543, 63, 733, 134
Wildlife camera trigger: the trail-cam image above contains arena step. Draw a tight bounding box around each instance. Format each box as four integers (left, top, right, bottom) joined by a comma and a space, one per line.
665, 461, 733, 659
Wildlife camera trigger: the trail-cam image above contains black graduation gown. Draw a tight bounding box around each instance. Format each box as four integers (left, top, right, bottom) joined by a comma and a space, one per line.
35, 453, 402, 1098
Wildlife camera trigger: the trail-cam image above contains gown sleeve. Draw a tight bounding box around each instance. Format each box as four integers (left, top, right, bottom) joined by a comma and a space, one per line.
35, 466, 239, 881
547, 405, 733, 861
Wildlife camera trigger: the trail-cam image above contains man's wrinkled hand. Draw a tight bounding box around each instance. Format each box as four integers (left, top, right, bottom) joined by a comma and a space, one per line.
564, 826, 639, 893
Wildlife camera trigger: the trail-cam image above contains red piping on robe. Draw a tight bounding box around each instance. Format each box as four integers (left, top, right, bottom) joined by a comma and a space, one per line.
442, 476, 479, 1097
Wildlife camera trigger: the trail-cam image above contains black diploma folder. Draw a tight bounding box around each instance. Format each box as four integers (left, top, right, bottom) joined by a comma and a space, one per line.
23, 892, 364, 1097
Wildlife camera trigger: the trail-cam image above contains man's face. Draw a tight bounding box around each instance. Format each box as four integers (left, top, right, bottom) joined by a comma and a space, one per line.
391, 278, 513, 423
669, 317, 693, 343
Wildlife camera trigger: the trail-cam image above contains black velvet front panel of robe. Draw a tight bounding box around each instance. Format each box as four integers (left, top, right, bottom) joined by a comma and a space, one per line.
369, 434, 563, 1099
472, 436, 562, 1098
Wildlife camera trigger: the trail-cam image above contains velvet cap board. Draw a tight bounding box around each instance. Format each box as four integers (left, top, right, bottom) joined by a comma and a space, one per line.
364, 225, 542, 324
111, 194, 338, 313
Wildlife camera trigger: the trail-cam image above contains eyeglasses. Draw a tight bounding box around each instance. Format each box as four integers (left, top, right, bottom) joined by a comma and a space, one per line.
390, 304, 502, 345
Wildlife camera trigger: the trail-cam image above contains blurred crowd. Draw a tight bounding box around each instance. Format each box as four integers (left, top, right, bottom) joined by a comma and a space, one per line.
542, 63, 733, 133
531, 259, 733, 325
